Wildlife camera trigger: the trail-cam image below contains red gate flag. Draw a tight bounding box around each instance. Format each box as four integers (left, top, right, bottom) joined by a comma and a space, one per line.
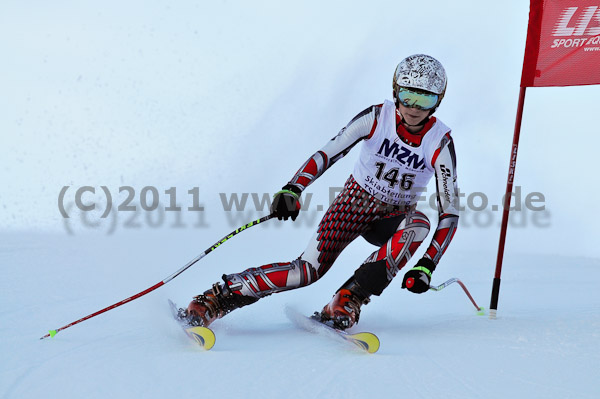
491, 1, 600, 318
521, 0, 600, 87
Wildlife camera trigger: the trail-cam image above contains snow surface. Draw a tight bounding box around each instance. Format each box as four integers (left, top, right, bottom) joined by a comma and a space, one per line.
2, 231, 599, 399
2, 1, 600, 398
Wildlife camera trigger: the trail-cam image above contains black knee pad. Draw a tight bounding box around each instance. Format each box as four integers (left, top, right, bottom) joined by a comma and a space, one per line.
353, 259, 390, 296
361, 215, 405, 247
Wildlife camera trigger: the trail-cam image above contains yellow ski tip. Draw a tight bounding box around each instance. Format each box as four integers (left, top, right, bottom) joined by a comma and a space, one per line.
185, 326, 216, 350
346, 332, 380, 354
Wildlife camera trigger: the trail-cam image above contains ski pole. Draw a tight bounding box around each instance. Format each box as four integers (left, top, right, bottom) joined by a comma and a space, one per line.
40, 213, 275, 340
429, 278, 483, 313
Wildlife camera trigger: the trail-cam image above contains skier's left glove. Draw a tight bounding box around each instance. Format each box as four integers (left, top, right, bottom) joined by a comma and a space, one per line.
271, 184, 301, 221
401, 258, 437, 294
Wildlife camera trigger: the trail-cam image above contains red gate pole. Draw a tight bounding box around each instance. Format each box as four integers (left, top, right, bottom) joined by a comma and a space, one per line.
489, 86, 527, 319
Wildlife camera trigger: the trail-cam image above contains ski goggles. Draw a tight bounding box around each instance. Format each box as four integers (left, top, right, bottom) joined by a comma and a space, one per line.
396, 87, 439, 110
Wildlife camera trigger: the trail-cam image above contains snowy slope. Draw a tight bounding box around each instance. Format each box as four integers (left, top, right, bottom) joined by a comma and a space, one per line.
1, 231, 599, 399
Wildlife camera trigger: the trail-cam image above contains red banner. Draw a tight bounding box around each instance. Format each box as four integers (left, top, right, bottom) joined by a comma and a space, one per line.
521, 0, 600, 87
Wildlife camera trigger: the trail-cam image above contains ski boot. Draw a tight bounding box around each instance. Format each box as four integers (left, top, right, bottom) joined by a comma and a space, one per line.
179, 278, 257, 327
318, 278, 370, 330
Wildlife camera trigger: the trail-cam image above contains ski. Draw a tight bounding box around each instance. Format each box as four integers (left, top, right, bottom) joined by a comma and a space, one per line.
168, 299, 216, 350
285, 307, 380, 354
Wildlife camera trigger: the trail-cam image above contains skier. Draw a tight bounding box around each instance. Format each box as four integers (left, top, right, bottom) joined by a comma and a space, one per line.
182, 54, 460, 330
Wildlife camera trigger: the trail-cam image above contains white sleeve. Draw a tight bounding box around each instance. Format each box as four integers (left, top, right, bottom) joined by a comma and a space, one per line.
287, 105, 381, 191
422, 135, 459, 265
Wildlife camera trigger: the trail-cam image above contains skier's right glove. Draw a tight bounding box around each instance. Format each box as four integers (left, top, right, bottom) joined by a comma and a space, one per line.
271, 184, 301, 221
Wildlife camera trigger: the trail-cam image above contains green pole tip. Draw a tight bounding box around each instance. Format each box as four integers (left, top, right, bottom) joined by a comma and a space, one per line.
49, 330, 57, 338
476, 307, 486, 316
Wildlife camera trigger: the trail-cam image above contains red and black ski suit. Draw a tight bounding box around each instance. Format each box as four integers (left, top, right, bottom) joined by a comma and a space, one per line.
222, 102, 459, 302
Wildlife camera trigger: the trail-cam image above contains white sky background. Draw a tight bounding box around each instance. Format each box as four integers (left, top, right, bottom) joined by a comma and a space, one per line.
1, 0, 599, 258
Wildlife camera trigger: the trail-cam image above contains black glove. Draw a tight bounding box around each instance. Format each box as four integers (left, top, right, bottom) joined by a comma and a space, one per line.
401, 258, 436, 294
271, 185, 301, 221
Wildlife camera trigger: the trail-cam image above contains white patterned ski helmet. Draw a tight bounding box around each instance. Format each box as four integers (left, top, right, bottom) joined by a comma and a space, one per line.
393, 54, 447, 111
